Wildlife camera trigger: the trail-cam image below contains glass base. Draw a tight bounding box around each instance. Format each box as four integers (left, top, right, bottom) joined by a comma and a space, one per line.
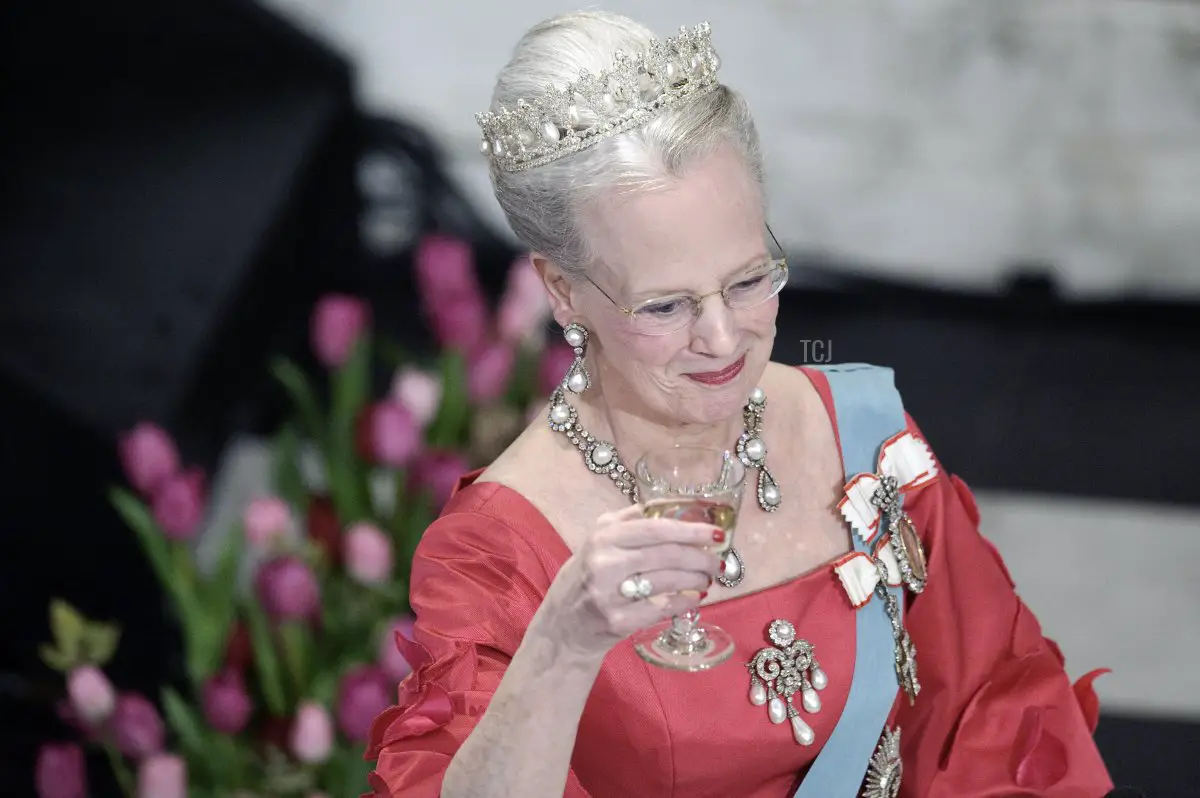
631, 619, 736, 671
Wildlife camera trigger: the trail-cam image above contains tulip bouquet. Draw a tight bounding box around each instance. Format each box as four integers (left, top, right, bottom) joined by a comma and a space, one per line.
33, 235, 569, 798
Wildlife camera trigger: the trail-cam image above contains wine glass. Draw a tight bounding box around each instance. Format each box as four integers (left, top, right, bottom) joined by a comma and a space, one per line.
630, 445, 746, 671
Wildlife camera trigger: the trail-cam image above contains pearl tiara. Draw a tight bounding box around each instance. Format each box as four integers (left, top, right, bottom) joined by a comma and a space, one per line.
476, 21, 723, 173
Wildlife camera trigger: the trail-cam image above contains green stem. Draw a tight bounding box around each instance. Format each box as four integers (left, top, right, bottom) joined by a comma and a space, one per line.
103, 744, 136, 798
279, 622, 310, 700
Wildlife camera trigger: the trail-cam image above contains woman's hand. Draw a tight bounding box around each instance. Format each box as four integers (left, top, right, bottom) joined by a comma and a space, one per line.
535, 504, 724, 664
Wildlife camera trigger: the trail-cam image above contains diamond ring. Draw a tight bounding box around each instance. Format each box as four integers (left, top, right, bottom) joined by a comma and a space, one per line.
619, 574, 653, 601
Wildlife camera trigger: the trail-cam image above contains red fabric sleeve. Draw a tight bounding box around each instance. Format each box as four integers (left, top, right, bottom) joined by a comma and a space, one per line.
896, 413, 1114, 797
363, 505, 592, 798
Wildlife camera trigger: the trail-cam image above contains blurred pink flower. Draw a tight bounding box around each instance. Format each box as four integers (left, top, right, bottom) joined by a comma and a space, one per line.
378, 615, 416, 682
67, 665, 115, 726
496, 256, 550, 345
355, 402, 420, 469
243, 496, 293, 551
111, 693, 165, 760
428, 293, 490, 355
468, 342, 516, 404
414, 234, 481, 303
151, 467, 206, 541
537, 343, 575, 394
202, 669, 252, 734
290, 701, 334, 764
343, 522, 393, 585
34, 743, 87, 798
310, 294, 370, 369
335, 665, 392, 743
118, 422, 180, 496
137, 753, 186, 798
407, 451, 469, 508
390, 367, 442, 428
255, 556, 321, 622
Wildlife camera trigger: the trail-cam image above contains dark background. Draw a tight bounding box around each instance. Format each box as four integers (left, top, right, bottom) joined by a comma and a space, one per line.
1, 0, 1196, 795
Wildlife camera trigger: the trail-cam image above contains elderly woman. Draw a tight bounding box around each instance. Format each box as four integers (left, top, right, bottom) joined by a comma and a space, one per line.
366, 11, 1114, 798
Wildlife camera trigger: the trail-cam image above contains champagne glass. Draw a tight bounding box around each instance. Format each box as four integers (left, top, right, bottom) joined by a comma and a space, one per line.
630, 445, 746, 671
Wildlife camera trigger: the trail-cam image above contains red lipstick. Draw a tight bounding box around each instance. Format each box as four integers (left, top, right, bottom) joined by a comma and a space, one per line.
686, 355, 745, 386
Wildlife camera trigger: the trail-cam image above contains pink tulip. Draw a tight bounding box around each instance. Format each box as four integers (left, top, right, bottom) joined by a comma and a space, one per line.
378, 616, 416, 682
335, 665, 392, 743
151, 467, 206, 540
67, 665, 115, 725
343, 523, 393, 585
427, 293, 490, 355
310, 294, 370, 369
414, 234, 481, 304
290, 701, 334, 764
34, 743, 87, 798
255, 556, 321, 621
497, 256, 550, 345
111, 693, 165, 760
468, 342, 516, 404
408, 450, 469, 508
118, 422, 180, 496
202, 669, 252, 734
137, 753, 186, 798
390, 367, 442, 428
355, 402, 420, 469
537, 343, 576, 394
243, 496, 293, 551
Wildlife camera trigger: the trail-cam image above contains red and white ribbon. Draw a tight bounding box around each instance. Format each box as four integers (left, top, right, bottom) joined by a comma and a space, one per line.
837, 431, 938, 546
833, 535, 902, 608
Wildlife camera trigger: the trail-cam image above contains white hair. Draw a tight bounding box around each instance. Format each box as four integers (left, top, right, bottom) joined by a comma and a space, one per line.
485, 10, 765, 279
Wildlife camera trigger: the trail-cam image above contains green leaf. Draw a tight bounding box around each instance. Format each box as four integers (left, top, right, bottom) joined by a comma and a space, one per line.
307, 668, 340, 706
270, 357, 327, 448
161, 686, 207, 759
326, 337, 373, 523
38, 643, 73, 673
48, 600, 86, 662
427, 351, 470, 448
244, 601, 288, 715
271, 423, 309, 510
278, 621, 312, 699
109, 487, 176, 599
80, 621, 122, 667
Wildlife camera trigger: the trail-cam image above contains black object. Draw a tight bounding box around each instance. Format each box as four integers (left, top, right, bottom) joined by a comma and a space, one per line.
0, 0, 359, 795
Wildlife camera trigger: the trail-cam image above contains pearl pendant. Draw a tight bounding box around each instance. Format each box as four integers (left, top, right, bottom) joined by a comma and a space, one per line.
744, 437, 766, 462
591, 443, 614, 466
761, 483, 781, 507
550, 404, 571, 425
541, 121, 561, 142
749, 681, 767, 706
768, 697, 787, 725
564, 326, 586, 348
811, 667, 828, 691
750, 387, 765, 405
791, 715, 815, 746
802, 688, 821, 713
567, 370, 588, 393
720, 549, 742, 584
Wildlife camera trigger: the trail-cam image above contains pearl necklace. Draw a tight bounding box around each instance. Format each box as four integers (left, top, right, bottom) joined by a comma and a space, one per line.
546, 386, 781, 588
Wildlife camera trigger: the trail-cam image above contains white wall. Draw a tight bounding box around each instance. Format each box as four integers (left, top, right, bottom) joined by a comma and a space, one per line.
264, 0, 1200, 298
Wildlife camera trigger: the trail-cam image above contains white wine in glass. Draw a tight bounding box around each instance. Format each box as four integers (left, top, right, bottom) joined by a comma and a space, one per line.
632, 446, 745, 671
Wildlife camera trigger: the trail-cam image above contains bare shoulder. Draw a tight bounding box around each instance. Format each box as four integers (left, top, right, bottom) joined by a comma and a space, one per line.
475, 411, 617, 554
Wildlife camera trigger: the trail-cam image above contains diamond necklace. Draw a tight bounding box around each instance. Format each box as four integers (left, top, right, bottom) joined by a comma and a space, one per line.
546, 385, 781, 588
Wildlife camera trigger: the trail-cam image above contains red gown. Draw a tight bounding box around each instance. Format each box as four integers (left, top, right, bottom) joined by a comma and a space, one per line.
365, 368, 1114, 797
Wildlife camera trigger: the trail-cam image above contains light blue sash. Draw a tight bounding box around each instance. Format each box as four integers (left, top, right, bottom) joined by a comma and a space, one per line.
793, 363, 906, 797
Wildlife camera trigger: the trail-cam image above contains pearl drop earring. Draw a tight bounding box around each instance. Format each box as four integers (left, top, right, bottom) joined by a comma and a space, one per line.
562, 323, 590, 393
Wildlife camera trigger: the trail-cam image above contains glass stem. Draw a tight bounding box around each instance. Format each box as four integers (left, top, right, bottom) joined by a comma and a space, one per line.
673, 609, 700, 636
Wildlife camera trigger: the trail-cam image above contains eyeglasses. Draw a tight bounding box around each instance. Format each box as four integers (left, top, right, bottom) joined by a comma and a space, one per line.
585, 227, 790, 336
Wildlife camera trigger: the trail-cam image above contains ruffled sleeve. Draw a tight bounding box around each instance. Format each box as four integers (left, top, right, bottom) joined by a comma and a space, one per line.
895, 414, 1114, 797
363, 491, 593, 798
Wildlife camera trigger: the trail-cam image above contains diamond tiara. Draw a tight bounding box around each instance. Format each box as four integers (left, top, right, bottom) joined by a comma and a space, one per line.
476, 22, 722, 173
